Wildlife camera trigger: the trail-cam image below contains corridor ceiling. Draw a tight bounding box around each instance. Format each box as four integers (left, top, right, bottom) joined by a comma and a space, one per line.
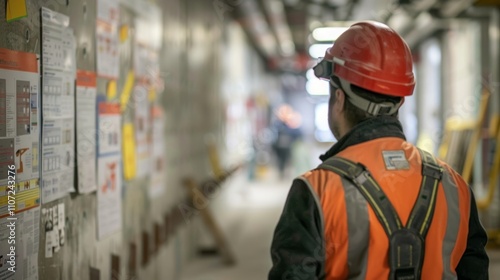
230, 0, 500, 72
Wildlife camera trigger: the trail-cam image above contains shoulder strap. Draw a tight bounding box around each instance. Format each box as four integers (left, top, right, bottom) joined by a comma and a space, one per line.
318, 149, 443, 237
405, 148, 443, 237
318, 157, 402, 237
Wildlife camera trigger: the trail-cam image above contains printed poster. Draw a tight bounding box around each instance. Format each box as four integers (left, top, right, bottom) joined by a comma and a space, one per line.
97, 102, 122, 240
149, 106, 165, 198
96, 0, 119, 79
42, 203, 65, 259
0, 48, 40, 191
0, 48, 40, 280
133, 42, 159, 84
133, 85, 150, 178
76, 71, 97, 193
41, 7, 77, 203
0, 207, 40, 280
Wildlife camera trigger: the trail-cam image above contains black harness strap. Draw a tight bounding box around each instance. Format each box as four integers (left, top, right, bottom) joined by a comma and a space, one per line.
406, 149, 442, 236
318, 148, 443, 280
318, 157, 402, 236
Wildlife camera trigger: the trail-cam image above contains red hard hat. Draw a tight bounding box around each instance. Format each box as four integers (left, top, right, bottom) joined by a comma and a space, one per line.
323, 21, 415, 97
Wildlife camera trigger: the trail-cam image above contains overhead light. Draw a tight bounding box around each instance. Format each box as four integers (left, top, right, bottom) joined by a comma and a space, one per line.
306, 79, 329, 96
308, 43, 331, 59
306, 69, 316, 80
312, 27, 348, 42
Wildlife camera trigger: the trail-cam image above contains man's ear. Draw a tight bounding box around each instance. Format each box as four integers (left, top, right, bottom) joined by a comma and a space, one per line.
335, 88, 345, 112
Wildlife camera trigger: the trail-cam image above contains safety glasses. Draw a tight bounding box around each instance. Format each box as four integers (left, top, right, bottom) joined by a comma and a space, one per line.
312, 58, 332, 81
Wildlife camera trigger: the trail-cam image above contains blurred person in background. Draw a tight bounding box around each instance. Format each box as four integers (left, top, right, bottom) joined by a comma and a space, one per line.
269, 21, 488, 279
271, 104, 303, 179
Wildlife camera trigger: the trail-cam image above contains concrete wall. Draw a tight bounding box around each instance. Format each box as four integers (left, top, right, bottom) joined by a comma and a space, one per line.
0, 0, 232, 279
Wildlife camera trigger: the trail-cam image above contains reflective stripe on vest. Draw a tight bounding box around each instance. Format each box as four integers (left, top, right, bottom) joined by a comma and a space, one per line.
341, 177, 369, 279
303, 167, 464, 278
441, 170, 465, 279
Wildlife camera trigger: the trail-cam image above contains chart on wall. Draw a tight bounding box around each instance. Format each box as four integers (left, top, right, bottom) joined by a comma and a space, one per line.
133, 13, 162, 179
133, 85, 150, 178
0, 207, 40, 280
97, 102, 122, 240
41, 7, 77, 203
0, 48, 41, 280
96, 0, 120, 79
149, 106, 165, 198
0, 48, 41, 209
76, 71, 97, 194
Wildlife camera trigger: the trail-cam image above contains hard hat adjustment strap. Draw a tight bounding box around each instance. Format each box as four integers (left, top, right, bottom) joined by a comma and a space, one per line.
332, 78, 401, 116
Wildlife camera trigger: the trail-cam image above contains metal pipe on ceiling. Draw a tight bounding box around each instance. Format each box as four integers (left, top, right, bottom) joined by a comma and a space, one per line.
440, 0, 478, 18
261, 0, 296, 57
387, 0, 440, 34
388, 0, 481, 47
235, 0, 278, 58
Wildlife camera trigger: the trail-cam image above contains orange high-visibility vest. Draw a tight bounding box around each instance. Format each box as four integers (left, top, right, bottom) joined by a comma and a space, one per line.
298, 138, 470, 279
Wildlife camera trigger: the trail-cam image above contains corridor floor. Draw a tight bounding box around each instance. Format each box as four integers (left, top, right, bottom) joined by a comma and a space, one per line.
179, 168, 500, 279
179, 169, 289, 280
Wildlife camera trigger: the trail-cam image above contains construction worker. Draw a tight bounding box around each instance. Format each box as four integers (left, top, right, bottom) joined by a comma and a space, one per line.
269, 21, 489, 279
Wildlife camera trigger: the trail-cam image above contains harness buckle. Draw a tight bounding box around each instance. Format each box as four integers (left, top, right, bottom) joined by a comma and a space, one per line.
422, 162, 442, 180
348, 164, 369, 186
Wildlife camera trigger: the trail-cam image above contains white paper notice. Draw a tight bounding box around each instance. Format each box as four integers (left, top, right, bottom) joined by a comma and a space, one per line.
44, 231, 53, 259
133, 85, 150, 178
97, 102, 122, 240
96, 0, 119, 79
41, 202, 65, 260
76, 71, 97, 193
97, 0, 119, 24
149, 106, 165, 198
0, 48, 40, 193
0, 207, 40, 280
133, 42, 160, 83
0, 50, 41, 277
41, 7, 77, 203
57, 203, 64, 231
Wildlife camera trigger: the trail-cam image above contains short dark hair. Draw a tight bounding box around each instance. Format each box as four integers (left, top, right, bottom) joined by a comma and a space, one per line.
331, 76, 402, 127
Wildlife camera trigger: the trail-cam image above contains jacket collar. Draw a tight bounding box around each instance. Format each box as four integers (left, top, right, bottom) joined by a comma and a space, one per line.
319, 116, 406, 162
